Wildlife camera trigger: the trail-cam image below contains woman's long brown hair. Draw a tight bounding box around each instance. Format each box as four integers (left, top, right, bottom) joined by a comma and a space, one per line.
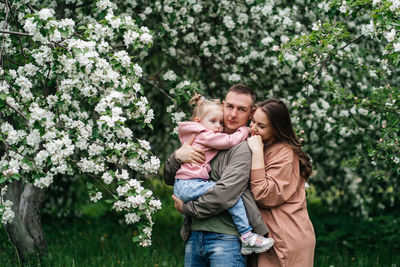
257, 99, 312, 180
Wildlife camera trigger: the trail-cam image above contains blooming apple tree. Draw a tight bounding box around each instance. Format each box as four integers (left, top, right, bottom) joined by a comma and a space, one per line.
0, 0, 161, 258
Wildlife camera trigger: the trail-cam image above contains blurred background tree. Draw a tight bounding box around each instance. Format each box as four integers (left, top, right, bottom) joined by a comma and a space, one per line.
130, 0, 399, 217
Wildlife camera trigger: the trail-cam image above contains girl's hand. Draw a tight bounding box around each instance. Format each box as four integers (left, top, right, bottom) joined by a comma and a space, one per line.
247, 135, 264, 154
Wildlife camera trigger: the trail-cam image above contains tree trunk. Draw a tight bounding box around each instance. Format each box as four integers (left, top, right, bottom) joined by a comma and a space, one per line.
20, 183, 47, 252
3, 180, 47, 261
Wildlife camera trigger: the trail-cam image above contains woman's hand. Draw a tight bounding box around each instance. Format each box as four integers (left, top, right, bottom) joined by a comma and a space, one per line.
248, 135, 266, 170
247, 135, 264, 154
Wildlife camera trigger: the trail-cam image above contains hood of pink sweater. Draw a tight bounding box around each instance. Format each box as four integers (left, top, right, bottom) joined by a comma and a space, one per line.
178, 121, 207, 144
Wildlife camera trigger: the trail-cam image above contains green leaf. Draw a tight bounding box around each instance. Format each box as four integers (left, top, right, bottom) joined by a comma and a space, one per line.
87, 182, 93, 189
78, 25, 87, 31
140, 189, 149, 196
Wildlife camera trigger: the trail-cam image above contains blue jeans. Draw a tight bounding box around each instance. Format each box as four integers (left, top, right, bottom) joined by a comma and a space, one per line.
174, 178, 252, 235
185, 231, 247, 267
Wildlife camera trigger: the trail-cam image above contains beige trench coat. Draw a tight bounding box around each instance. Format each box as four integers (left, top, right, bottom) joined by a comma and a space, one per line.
250, 142, 316, 267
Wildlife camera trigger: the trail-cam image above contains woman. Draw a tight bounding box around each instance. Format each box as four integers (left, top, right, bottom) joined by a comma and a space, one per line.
247, 99, 316, 267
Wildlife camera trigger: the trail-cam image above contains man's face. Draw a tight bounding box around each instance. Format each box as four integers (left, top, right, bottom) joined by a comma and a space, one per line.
223, 92, 254, 134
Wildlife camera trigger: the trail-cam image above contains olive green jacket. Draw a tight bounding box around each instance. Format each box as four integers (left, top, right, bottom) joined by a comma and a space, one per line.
163, 141, 269, 242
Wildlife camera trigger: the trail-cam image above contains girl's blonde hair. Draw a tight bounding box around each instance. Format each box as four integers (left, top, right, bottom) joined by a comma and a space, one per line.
189, 93, 222, 120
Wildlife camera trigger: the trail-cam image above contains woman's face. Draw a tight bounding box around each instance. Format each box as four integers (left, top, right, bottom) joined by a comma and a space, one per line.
250, 108, 276, 143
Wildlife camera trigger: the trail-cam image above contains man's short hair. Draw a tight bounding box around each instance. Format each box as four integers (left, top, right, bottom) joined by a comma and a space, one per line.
227, 84, 256, 106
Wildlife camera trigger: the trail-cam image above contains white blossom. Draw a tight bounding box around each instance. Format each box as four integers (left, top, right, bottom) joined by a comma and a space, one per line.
38, 8, 55, 20
280, 35, 290, 44
223, 16, 235, 30
90, 192, 103, 202
102, 172, 113, 184
140, 33, 153, 43
1, 207, 15, 224
261, 36, 274, 46
34, 174, 54, 188
193, 4, 202, 13
163, 70, 177, 81
228, 73, 241, 82
393, 42, 400, 52
164, 5, 173, 13
384, 29, 396, 42
133, 64, 143, 77
125, 213, 140, 224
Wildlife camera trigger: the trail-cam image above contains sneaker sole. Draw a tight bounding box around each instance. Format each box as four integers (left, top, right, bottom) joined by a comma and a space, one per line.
241, 239, 274, 255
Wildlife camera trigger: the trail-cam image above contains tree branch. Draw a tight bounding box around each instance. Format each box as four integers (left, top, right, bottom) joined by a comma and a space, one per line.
0, 135, 40, 173
337, 2, 372, 25
4, 102, 31, 128
306, 62, 325, 87
0, 0, 10, 67
151, 53, 188, 78
339, 34, 364, 51
44, 67, 51, 97
309, 34, 364, 69
0, 30, 33, 37
26, 3, 36, 13
19, 37, 27, 62
142, 76, 175, 101
87, 172, 115, 198
69, 157, 115, 197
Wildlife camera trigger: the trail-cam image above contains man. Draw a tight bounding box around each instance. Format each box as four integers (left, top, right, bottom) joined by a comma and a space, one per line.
164, 84, 269, 266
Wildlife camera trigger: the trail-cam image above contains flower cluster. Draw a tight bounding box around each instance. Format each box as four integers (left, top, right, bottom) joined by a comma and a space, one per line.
0, 186, 15, 224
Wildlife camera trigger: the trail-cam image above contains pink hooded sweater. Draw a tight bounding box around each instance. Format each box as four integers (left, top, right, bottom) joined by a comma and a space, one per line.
175, 121, 249, 180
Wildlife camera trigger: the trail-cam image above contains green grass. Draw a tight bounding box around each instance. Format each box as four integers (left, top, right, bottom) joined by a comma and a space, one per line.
0, 179, 185, 267
1, 214, 184, 267
311, 210, 400, 267
1, 178, 399, 266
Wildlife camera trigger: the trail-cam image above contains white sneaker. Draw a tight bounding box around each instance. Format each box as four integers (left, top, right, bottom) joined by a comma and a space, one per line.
240, 233, 274, 255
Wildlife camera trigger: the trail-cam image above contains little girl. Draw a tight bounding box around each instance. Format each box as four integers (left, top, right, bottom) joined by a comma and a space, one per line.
174, 94, 274, 255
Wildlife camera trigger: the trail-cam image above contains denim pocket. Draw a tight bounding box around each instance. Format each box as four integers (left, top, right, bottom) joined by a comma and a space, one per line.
215, 233, 239, 241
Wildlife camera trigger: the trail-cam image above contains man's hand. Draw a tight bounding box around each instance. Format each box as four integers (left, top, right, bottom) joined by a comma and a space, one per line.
172, 194, 183, 214
174, 135, 206, 164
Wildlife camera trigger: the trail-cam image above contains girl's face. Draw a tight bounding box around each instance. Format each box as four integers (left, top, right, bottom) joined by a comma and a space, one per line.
199, 108, 224, 132
250, 108, 276, 143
